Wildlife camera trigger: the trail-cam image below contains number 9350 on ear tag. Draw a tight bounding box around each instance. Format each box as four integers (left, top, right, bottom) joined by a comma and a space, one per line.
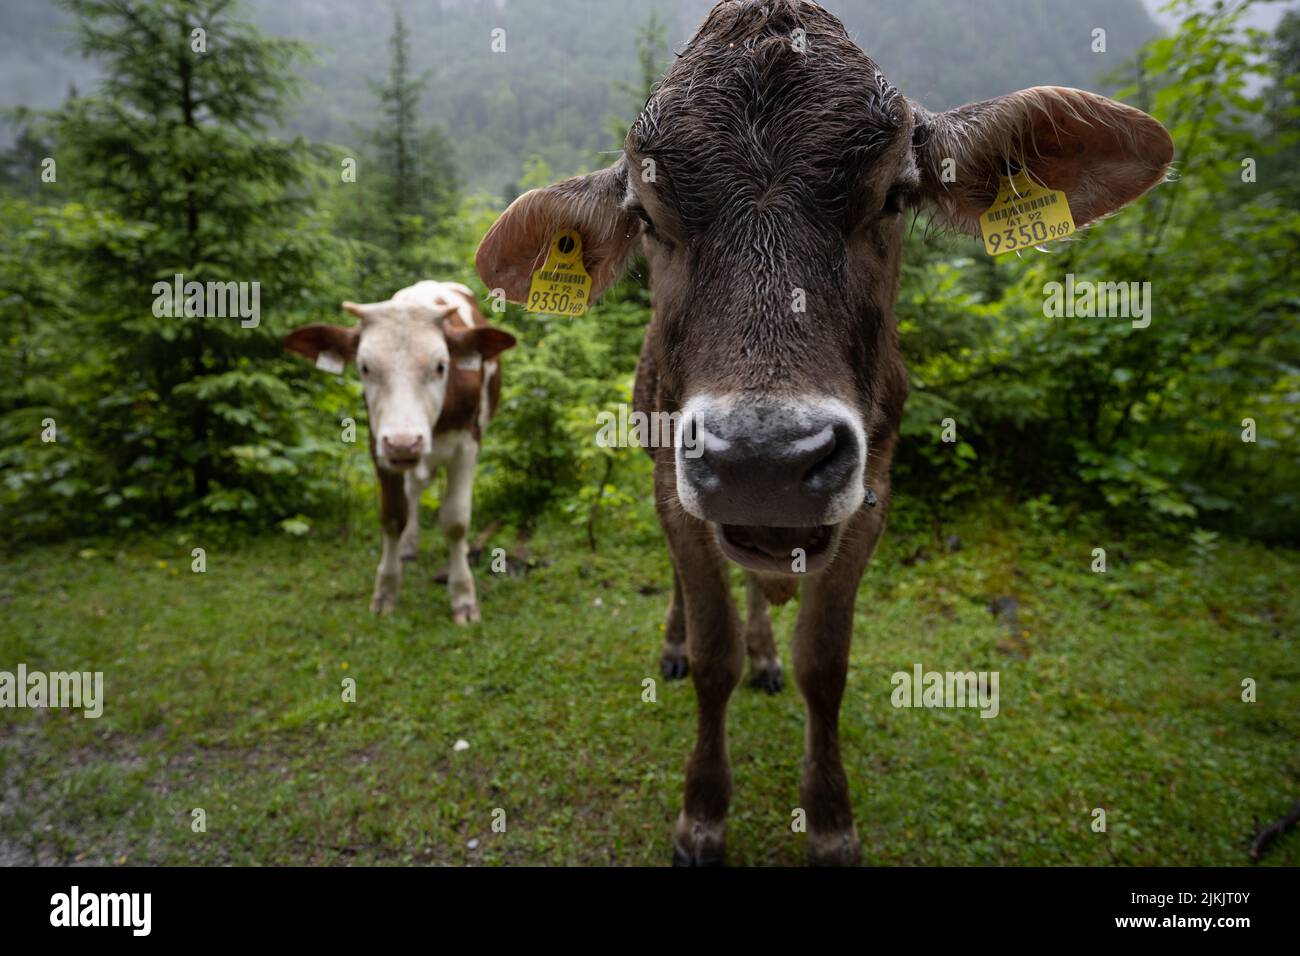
526, 229, 592, 316
979, 171, 1076, 256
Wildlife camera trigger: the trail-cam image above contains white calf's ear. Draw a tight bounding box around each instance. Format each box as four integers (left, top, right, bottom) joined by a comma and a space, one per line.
476, 159, 638, 304
914, 86, 1174, 235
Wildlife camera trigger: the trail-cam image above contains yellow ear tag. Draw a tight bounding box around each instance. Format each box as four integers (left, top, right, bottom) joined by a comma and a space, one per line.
979, 171, 1076, 256
526, 229, 592, 316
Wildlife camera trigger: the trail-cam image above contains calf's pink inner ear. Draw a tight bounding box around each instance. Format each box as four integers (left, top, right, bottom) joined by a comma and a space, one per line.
475, 161, 637, 305
475, 190, 551, 302
283, 323, 360, 363
918, 86, 1175, 234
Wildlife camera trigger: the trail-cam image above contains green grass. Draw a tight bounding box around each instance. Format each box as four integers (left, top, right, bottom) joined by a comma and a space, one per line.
1, 498, 1297, 866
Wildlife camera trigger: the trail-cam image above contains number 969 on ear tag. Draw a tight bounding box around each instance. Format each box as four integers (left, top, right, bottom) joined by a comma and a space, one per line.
526, 230, 592, 316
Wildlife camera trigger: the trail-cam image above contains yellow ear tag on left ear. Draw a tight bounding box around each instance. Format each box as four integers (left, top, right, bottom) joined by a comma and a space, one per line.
979, 170, 1076, 256
526, 229, 592, 316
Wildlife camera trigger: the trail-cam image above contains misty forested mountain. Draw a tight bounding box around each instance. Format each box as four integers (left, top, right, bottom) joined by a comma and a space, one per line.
2, 0, 1161, 193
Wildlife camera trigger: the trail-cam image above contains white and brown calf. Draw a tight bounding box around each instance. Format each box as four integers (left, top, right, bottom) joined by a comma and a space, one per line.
285, 281, 516, 623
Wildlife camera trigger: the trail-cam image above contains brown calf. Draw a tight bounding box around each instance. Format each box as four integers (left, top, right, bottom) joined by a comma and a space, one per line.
477, 0, 1173, 863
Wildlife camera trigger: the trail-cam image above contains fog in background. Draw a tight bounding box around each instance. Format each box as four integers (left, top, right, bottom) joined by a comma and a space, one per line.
0, 0, 1293, 192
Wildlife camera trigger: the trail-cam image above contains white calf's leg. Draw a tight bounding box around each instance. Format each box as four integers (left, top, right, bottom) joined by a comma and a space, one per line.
371, 530, 403, 614
442, 439, 480, 624
399, 464, 429, 562
371, 469, 411, 615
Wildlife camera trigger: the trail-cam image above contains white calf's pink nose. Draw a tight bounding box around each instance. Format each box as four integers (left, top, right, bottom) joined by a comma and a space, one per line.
382, 433, 424, 459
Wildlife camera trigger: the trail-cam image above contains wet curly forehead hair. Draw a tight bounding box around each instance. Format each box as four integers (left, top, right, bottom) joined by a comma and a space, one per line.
627, 0, 907, 231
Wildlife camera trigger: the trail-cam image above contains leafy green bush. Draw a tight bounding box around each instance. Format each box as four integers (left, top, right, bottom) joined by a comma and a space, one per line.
893, 0, 1300, 540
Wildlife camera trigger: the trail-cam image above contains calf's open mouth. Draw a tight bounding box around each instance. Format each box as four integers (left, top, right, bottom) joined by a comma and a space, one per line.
716, 523, 838, 574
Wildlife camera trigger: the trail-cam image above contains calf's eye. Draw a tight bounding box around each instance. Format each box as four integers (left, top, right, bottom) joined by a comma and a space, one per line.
436, 361, 447, 377
630, 204, 657, 237
360, 362, 369, 376
881, 182, 922, 218
881, 186, 908, 216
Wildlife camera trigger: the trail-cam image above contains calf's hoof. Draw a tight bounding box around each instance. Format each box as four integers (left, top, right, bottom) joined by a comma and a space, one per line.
660, 646, 689, 681
370, 591, 398, 615
671, 811, 726, 866
672, 845, 724, 867
452, 601, 480, 625
747, 656, 784, 694
807, 827, 863, 866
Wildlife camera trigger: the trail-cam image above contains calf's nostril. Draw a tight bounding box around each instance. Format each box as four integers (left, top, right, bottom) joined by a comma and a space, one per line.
684, 449, 721, 493
800, 424, 856, 494
792, 426, 837, 472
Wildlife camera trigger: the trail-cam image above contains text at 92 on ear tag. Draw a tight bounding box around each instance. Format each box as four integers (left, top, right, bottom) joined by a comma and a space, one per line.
526, 229, 592, 316
979, 170, 1076, 256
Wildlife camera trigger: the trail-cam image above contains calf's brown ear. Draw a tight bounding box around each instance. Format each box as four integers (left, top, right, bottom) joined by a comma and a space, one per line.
914, 86, 1174, 235
476, 159, 638, 304
446, 325, 517, 362
283, 323, 360, 363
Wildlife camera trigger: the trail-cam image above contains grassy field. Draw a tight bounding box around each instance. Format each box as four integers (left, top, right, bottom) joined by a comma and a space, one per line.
1, 497, 1297, 866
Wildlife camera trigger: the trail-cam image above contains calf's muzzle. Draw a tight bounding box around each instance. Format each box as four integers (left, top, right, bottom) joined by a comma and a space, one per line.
676, 396, 866, 530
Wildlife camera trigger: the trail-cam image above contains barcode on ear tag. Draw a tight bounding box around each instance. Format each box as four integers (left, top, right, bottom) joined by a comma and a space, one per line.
979, 171, 1076, 256
316, 350, 345, 374
456, 355, 483, 372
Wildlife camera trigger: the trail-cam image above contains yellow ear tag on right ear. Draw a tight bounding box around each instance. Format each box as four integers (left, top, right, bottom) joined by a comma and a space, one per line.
979, 171, 1076, 256
526, 229, 592, 316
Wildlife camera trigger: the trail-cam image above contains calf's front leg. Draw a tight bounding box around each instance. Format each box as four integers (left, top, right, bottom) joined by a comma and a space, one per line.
792, 503, 886, 865
398, 465, 429, 562
371, 467, 408, 614
657, 461, 744, 866
441, 438, 480, 624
